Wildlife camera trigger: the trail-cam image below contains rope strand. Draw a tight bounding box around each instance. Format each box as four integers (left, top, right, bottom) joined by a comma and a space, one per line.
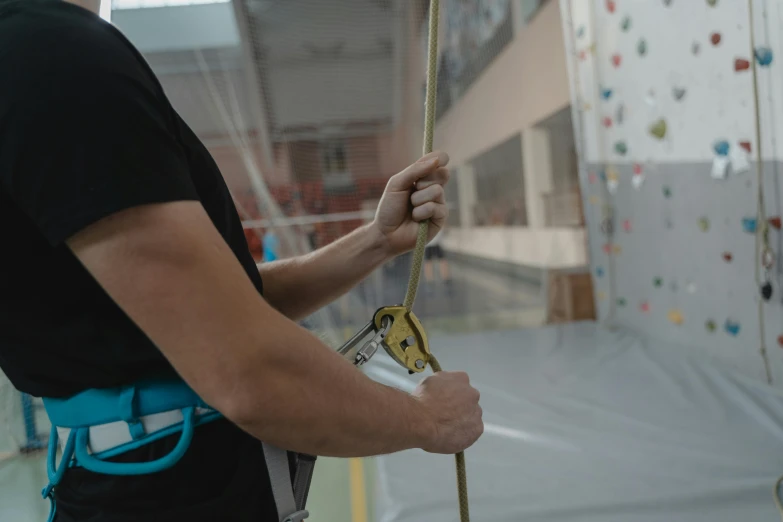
402, 2, 470, 521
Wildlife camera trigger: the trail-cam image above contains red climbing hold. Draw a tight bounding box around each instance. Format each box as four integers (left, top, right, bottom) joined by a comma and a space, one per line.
606, 0, 616, 14
602, 117, 612, 128
723, 252, 733, 262
640, 301, 650, 313
769, 216, 782, 230
735, 58, 750, 71
778, 335, 783, 347
579, 50, 587, 61
611, 54, 622, 67
633, 163, 642, 175
739, 140, 751, 153
603, 243, 612, 254
710, 32, 721, 46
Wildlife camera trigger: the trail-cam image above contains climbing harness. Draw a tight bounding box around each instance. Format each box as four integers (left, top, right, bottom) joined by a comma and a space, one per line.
40, 379, 312, 522
337, 1, 471, 520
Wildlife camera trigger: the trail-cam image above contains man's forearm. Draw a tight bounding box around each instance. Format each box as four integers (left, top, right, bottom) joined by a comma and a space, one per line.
68, 202, 433, 457
259, 224, 390, 320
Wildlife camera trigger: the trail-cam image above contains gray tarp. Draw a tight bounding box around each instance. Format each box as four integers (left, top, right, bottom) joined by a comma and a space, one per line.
365, 322, 783, 521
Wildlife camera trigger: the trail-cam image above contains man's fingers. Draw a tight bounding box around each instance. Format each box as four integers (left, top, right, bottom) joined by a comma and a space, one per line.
411, 184, 445, 207
415, 167, 450, 190
387, 151, 450, 192
412, 201, 448, 222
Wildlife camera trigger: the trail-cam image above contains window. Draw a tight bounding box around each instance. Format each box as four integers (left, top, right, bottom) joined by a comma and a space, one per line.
112, 0, 229, 10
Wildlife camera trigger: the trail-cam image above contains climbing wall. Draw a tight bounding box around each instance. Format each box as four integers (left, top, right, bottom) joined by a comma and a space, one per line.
560, 0, 783, 385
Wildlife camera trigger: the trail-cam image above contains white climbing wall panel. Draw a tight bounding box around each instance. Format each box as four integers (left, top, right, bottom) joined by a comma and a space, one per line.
560, 0, 783, 386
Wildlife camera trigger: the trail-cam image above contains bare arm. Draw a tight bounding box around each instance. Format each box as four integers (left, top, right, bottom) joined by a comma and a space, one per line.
261, 152, 450, 320
67, 201, 481, 457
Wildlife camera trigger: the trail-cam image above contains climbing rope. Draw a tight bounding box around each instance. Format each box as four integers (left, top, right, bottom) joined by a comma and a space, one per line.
402, 1, 470, 521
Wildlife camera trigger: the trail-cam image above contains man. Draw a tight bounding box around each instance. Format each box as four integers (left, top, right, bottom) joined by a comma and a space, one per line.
0, 1, 483, 521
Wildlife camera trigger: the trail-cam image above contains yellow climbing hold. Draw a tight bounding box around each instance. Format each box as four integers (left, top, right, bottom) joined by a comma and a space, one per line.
612, 244, 622, 254
667, 309, 684, 325
589, 195, 600, 205
606, 166, 619, 182
597, 291, 607, 301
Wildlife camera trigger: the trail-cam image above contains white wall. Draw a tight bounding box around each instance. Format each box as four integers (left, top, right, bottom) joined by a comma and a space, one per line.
444, 227, 588, 269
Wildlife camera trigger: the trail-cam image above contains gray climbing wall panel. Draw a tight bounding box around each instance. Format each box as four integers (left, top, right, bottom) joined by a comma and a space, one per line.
560, 0, 783, 385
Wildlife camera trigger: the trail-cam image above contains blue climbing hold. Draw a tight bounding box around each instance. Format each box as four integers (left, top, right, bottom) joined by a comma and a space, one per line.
596, 267, 605, 278
724, 319, 741, 336
577, 25, 585, 39
713, 140, 730, 156
755, 46, 773, 67
600, 87, 613, 100
599, 169, 607, 181
742, 217, 757, 233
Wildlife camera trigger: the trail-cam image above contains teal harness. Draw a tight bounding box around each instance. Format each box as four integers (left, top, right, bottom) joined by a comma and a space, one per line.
41, 379, 311, 522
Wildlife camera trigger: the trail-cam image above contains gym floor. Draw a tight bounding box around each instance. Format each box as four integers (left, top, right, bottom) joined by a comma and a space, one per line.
0, 258, 544, 522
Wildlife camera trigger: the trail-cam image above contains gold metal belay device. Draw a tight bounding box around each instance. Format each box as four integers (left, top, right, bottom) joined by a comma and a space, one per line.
336, 306, 430, 374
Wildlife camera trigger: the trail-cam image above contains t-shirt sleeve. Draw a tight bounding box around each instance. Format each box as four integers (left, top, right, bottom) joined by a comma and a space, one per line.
0, 66, 199, 246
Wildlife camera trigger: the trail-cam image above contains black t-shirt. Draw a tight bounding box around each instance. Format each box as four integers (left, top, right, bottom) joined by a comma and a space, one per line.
0, 2, 278, 520
0, 1, 264, 398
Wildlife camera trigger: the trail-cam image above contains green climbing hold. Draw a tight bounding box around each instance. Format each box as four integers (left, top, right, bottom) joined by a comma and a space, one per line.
621, 15, 631, 32
706, 320, 717, 332
649, 119, 667, 140
662, 186, 672, 198
654, 277, 663, 288
637, 38, 647, 56
706, 0, 717, 5
617, 298, 627, 307
614, 141, 628, 156
698, 217, 709, 232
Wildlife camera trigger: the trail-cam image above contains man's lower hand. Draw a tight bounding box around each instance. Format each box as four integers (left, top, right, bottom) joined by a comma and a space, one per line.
413, 371, 484, 454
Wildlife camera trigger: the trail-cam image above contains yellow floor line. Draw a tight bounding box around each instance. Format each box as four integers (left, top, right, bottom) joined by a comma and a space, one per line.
349, 458, 368, 522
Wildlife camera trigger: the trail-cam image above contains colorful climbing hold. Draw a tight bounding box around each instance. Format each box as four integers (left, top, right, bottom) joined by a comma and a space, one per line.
742, 217, 757, 233
589, 195, 600, 205
653, 277, 663, 288
739, 140, 752, 153
621, 15, 631, 32
583, 102, 592, 111
637, 39, 648, 57
649, 119, 667, 140
597, 291, 607, 301
662, 186, 672, 198
663, 0, 672, 6
640, 301, 650, 312
617, 298, 627, 307
723, 252, 733, 262
713, 140, 730, 156
612, 244, 622, 255
603, 117, 613, 128
599, 169, 607, 181
706, 320, 717, 332
603, 243, 612, 254
668, 309, 684, 326
724, 319, 740, 336
622, 219, 632, 232
611, 54, 622, 67
761, 281, 773, 301
614, 141, 628, 155
698, 217, 710, 232
616, 104, 625, 125
588, 171, 597, 184
778, 335, 783, 347
606, 0, 616, 13
755, 46, 773, 67
633, 163, 642, 175
692, 42, 701, 55
596, 267, 605, 278
706, 0, 717, 6
710, 33, 722, 46
632, 172, 644, 190
672, 86, 686, 101
576, 25, 585, 39
579, 50, 587, 61
735, 58, 750, 72
769, 216, 782, 230
600, 87, 613, 100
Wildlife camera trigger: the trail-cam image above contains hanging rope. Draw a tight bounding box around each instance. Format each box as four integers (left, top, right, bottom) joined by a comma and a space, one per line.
402, 1, 470, 521
747, 0, 773, 385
